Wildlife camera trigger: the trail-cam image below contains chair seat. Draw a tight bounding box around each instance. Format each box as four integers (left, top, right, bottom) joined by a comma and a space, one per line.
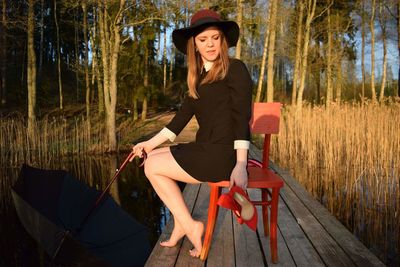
208, 167, 284, 189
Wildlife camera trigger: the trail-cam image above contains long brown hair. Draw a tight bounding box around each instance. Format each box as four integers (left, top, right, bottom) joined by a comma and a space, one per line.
186, 29, 230, 99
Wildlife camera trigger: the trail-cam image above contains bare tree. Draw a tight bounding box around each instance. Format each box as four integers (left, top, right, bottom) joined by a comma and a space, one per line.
141, 44, 149, 121
266, 0, 278, 102
378, 0, 388, 102
296, 0, 317, 110
398, 1, 400, 97
163, 23, 167, 93
54, 0, 63, 110
27, 0, 37, 136
360, 0, 366, 103
255, 1, 271, 103
82, 2, 91, 116
326, 2, 333, 106
1, 0, 6, 106
291, 1, 304, 106
90, 7, 104, 116
235, 0, 243, 59
370, 0, 377, 102
38, 0, 44, 76
98, 0, 126, 151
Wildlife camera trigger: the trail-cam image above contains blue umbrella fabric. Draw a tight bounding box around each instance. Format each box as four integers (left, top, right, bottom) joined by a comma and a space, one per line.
12, 164, 150, 267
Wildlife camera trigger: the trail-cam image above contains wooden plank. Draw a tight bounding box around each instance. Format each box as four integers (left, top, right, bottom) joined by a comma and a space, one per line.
174, 184, 210, 267
276, 192, 325, 266
270, 162, 385, 267
232, 190, 266, 267
145, 184, 201, 267
206, 189, 235, 267
247, 188, 297, 267
249, 147, 324, 265
279, 178, 356, 266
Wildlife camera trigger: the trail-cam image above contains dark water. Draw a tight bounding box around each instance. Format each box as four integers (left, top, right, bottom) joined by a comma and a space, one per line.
0, 154, 169, 267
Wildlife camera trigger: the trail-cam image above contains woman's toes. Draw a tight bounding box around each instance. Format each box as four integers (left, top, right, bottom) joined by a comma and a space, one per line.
189, 248, 200, 258
160, 239, 177, 247
187, 221, 204, 258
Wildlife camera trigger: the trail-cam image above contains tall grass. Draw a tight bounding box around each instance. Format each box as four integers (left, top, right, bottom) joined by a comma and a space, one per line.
0, 115, 109, 168
269, 101, 399, 264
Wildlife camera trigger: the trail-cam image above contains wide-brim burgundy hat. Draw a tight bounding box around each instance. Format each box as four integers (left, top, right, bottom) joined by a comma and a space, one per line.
172, 9, 239, 54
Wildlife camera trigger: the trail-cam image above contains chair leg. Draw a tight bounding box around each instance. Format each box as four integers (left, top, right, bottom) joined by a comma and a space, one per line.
200, 185, 221, 261
262, 189, 269, 237
270, 188, 280, 263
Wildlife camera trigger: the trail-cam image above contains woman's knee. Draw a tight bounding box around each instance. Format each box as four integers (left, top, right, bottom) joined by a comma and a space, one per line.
144, 154, 163, 178
143, 156, 155, 178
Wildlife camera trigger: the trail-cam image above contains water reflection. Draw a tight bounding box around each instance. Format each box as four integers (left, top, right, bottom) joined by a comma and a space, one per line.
0, 153, 167, 266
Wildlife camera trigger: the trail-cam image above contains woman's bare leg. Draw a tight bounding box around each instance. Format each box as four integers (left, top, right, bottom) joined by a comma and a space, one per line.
144, 148, 204, 257
149, 147, 186, 247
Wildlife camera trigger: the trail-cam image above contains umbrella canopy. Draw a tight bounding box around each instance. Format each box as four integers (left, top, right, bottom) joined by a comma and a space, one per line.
11, 164, 151, 267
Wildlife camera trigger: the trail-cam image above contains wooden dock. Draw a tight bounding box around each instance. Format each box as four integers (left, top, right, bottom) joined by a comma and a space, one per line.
145, 145, 385, 267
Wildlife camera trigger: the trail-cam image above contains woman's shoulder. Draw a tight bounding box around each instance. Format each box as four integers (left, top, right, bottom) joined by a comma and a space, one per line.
227, 58, 252, 82
228, 58, 250, 73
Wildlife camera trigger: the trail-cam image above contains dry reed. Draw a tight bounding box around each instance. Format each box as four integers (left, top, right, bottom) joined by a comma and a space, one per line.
268, 101, 399, 263
0, 115, 110, 167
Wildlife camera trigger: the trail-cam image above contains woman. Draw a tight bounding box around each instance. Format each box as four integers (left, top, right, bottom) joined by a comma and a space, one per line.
131, 9, 252, 258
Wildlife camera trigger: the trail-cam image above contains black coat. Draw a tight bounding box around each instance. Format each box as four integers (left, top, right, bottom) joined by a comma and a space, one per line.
166, 59, 252, 182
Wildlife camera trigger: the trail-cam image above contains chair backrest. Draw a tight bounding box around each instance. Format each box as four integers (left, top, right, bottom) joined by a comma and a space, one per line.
249, 102, 281, 169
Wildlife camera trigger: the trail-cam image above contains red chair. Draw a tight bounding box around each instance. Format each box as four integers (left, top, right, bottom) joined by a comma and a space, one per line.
200, 102, 284, 263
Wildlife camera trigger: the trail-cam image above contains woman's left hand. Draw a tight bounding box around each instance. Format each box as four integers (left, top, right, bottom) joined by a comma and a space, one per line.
230, 162, 248, 189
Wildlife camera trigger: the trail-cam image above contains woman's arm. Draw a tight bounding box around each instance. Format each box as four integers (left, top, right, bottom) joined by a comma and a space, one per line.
227, 59, 253, 189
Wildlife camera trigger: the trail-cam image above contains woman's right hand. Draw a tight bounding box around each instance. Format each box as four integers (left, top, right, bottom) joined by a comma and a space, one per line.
129, 141, 153, 161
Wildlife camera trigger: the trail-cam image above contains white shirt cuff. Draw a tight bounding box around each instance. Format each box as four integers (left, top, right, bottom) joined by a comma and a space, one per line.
234, 140, 250, 150
160, 127, 177, 142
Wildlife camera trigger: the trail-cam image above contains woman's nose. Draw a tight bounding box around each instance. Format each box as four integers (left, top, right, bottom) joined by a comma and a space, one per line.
207, 39, 214, 47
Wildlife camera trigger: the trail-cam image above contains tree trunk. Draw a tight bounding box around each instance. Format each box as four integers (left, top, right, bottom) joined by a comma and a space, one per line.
370, 0, 377, 102
397, 2, 400, 97
266, 0, 278, 102
361, 0, 366, 103
335, 59, 342, 104
255, 1, 271, 102
74, 9, 80, 101
291, 1, 304, 106
316, 42, 322, 103
27, 0, 37, 136
235, 0, 243, 59
82, 2, 91, 116
169, 46, 174, 86
326, 3, 333, 106
378, 1, 387, 102
297, 0, 317, 111
163, 24, 167, 93
1, 0, 6, 105
90, 7, 104, 116
141, 45, 149, 121
133, 96, 138, 121
98, 0, 125, 151
54, 0, 63, 110
38, 0, 44, 76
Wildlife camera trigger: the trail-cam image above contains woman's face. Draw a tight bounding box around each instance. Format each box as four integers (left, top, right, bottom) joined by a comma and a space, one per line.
194, 26, 222, 63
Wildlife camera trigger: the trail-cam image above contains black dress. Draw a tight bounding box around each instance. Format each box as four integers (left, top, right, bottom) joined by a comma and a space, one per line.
166, 59, 253, 182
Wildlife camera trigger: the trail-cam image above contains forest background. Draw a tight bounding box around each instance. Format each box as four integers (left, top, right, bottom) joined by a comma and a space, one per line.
0, 0, 399, 266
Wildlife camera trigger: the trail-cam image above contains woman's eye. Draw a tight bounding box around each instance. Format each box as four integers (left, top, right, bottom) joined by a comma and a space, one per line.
213, 36, 220, 40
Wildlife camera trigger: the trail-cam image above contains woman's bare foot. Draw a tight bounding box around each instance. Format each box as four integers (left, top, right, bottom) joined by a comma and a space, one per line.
187, 221, 204, 258
160, 224, 185, 247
